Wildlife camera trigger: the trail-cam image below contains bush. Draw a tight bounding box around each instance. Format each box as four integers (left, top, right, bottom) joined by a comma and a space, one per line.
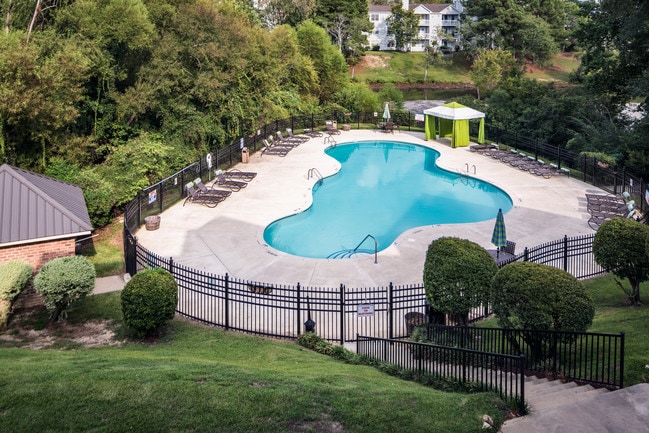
34, 256, 96, 321
491, 262, 594, 332
0, 260, 33, 324
121, 268, 178, 337
423, 237, 498, 325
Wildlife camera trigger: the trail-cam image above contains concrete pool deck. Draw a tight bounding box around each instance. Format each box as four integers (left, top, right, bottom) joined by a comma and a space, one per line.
133, 129, 602, 288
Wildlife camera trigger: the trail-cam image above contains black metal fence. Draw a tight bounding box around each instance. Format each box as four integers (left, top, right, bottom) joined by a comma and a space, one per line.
356, 335, 527, 413
124, 229, 606, 344
420, 325, 624, 389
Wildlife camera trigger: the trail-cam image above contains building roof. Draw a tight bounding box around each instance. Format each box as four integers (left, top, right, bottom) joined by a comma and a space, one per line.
415, 3, 454, 13
0, 164, 92, 246
369, 3, 454, 13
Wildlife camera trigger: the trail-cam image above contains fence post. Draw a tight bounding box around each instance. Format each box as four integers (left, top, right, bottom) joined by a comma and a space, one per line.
159, 182, 164, 214
519, 354, 526, 415
225, 273, 230, 331
524, 247, 529, 262
620, 332, 625, 389
339, 284, 345, 345
137, 190, 142, 227
388, 282, 394, 340
168, 256, 174, 275
296, 282, 301, 336
563, 235, 568, 271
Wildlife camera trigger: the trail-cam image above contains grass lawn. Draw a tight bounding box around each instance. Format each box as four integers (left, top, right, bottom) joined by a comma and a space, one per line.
0, 292, 507, 433
354, 51, 579, 87
79, 219, 124, 277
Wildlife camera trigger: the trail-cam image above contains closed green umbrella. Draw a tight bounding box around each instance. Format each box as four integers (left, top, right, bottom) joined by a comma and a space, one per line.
491, 208, 507, 258
383, 102, 391, 121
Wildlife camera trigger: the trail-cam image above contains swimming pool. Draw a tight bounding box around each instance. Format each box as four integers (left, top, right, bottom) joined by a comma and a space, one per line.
263, 140, 513, 258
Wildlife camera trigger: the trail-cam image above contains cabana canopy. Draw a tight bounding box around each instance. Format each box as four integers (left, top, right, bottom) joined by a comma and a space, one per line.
424, 102, 486, 148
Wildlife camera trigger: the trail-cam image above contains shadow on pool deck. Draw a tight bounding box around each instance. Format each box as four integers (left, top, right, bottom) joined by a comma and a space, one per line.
133, 130, 600, 288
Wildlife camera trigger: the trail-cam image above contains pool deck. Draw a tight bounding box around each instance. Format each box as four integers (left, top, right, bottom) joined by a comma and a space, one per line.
133, 130, 602, 288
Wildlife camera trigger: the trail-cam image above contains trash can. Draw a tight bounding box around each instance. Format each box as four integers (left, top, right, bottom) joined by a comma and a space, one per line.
144, 215, 161, 231
241, 147, 249, 163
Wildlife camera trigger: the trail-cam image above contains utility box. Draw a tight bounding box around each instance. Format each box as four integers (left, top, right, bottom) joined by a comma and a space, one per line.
241, 147, 249, 163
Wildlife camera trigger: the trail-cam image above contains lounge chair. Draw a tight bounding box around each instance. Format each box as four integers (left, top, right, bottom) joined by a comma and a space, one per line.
183, 182, 227, 208
261, 138, 290, 157
216, 168, 256, 182
285, 128, 310, 143
325, 120, 341, 135
276, 130, 302, 145
383, 121, 395, 134
193, 177, 233, 199
302, 128, 323, 137
212, 172, 248, 191
469, 144, 497, 153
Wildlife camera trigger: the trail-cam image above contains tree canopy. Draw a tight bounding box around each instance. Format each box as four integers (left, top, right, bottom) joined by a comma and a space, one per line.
593, 217, 649, 305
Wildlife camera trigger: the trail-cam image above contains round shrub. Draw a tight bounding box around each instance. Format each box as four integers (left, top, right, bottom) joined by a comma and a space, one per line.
0, 260, 33, 324
423, 237, 498, 325
121, 268, 178, 337
34, 256, 96, 321
491, 262, 594, 332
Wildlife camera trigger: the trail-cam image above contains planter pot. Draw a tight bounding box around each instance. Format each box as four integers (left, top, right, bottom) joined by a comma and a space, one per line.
145, 215, 161, 231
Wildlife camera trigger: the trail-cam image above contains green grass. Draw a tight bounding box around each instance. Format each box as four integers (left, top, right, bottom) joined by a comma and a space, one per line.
80, 220, 124, 277
355, 51, 579, 86
354, 51, 472, 84
0, 292, 507, 433
582, 274, 649, 386
521, 52, 581, 82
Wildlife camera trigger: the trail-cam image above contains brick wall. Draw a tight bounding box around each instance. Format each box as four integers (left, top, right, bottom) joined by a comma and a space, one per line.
0, 238, 76, 272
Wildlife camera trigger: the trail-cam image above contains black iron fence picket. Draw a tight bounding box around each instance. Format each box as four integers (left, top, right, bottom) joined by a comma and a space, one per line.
356, 335, 527, 414
421, 325, 624, 390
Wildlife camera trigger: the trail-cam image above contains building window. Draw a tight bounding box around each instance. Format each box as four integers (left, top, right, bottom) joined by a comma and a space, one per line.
371, 14, 379, 22
418, 14, 429, 22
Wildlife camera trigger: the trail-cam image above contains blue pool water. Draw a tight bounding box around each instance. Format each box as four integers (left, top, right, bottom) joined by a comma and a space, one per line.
263, 141, 512, 258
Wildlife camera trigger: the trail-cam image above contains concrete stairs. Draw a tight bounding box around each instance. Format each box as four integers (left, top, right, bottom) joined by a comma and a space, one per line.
500, 376, 611, 432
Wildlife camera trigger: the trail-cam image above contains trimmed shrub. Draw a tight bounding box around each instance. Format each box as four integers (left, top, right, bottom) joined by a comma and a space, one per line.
0, 260, 33, 324
491, 262, 594, 332
34, 256, 96, 321
423, 237, 498, 325
121, 268, 178, 337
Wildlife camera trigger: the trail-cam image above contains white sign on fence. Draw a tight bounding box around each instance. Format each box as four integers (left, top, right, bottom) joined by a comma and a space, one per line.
357, 304, 375, 318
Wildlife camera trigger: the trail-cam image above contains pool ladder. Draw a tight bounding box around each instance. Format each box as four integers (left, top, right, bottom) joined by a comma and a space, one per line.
307, 167, 323, 181
324, 134, 337, 146
327, 234, 378, 263
463, 163, 477, 175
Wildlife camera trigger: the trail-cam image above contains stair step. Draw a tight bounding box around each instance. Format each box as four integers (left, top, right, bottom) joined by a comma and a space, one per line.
527, 380, 579, 397
530, 386, 608, 412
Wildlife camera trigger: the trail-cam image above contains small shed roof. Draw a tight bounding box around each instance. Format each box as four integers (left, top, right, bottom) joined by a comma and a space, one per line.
0, 164, 92, 246
424, 102, 485, 120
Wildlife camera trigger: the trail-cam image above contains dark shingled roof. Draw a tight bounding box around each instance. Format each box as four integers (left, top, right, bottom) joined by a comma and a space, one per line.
0, 164, 92, 246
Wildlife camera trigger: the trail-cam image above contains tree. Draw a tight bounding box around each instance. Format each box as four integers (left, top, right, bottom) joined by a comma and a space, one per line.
296, 20, 348, 103
491, 261, 595, 366
492, 262, 594, 332
385, 3, 419, 52
314, 0, 372, 61
469, 49, 516, 100
593, 218, 649, 305
462, 0, 559, 64
423, 237, 498, 326
259, 0, 316, 28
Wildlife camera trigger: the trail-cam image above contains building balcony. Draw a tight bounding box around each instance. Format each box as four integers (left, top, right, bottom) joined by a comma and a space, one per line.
441, 19, 458, 27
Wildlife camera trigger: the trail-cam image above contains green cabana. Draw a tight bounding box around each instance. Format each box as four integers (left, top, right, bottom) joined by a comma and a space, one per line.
424, 102, 485, 148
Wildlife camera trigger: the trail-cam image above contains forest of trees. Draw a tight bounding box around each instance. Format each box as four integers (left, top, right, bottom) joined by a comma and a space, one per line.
1, 0, 648, 227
